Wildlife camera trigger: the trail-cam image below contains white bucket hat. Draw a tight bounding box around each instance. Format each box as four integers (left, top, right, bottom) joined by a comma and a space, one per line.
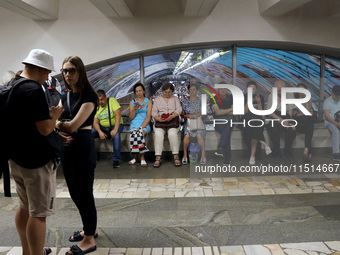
22, 49, 55, 71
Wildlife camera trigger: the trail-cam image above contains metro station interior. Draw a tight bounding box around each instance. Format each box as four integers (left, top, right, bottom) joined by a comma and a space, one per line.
1, 0, 340, 254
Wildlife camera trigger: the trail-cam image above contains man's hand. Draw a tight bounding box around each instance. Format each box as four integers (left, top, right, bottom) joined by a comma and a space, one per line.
110, 129, 117, 138
50, 106, 64, 120
99, 131, 107, 140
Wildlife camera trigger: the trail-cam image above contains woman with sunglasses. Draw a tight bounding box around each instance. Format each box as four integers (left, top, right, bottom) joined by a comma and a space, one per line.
56, 56, 98, 255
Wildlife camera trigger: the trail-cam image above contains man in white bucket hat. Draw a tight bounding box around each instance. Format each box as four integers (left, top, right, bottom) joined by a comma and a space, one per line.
7, 49, 63, 255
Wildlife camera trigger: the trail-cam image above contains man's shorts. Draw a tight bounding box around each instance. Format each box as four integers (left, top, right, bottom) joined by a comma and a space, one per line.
9, 159, 57, 217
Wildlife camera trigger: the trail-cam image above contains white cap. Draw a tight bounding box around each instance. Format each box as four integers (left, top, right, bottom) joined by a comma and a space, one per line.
22, 49, 55, 71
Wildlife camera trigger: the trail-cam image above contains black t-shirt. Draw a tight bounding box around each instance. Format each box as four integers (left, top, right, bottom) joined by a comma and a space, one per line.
209, 95, 233, 119
61, 91, 98, 128
244, 94, 265, 119
8, 77, 54, 169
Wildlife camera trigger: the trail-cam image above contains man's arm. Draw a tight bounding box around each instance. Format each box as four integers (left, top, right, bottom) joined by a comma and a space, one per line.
110, 109, 121, 137
212, 104, 233, 116
36, 106, 64, 136
324, 109, 340, 128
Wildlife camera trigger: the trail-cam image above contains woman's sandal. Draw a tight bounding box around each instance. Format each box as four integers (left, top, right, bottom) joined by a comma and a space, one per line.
153, 158, 161, 168
174, 156, 181, 167
44, 248, 52, 255
69, 231, 98, 242
65, 245, 97, 255
128, 158, 138, 165
141, 160, 147, 166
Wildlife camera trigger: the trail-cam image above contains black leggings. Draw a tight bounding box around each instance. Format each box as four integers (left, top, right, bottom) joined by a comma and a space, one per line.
62, 130, 97, 236
294, 115, 314, 154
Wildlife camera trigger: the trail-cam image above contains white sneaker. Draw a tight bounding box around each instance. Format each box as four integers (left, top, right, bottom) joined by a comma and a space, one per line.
249, 157, 255, 165
264, 145, 272, 155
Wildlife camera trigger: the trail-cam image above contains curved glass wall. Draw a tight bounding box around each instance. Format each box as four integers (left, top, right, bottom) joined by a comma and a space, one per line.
325, 56, 340, 97
58, 45, 340, 122
144, 48, 232, 101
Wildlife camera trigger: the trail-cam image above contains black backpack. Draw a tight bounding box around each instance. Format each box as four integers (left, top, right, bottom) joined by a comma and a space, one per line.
0, 77, 26, 193
43, 77, 61, 107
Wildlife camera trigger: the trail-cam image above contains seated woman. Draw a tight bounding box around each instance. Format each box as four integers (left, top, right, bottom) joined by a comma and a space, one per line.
244, 81, 272, 165
128, 83, 152, 166
293, 82, 314, 161
181, 84, 206, 164
152, 83, 182, 167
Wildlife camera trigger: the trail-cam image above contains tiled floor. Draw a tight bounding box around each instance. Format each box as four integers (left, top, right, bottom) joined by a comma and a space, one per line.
2, 174, 340, 199
1, 241, 340, 255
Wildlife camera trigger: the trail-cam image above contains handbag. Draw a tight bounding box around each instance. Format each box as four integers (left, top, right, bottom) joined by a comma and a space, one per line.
187, 117, 205, 131
155, 116, 180, 129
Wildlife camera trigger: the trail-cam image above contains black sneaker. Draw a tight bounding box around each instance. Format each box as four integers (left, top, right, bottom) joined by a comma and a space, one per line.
333, 153, 340, 161
113, 161, 120, 168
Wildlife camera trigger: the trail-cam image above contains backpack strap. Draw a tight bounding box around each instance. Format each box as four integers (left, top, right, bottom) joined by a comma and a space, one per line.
5, 77, 28, 107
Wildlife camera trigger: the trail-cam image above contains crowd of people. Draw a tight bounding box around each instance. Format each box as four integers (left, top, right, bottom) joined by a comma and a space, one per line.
3, 48, 340, 255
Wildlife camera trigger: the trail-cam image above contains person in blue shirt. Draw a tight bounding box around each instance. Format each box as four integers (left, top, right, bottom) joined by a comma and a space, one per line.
323, 85, 340, 161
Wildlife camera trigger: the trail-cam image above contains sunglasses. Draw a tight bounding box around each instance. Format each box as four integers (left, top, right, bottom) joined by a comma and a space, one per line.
61, 68, 77, 75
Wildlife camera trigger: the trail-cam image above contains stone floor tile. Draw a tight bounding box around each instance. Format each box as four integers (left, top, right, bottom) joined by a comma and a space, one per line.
140, 248, 151, 255
191, 247, 204, 255
326, 186, 339, 192
163, 247, 172, 255
228, 189, 246, 195
237, 177, 253, 183
260, 188, 275, 195
243, 245, 272, 255
94, 193, 107, 198
274, 188, 292, 194
183, 247, 191, 255
325, 241, 340, 251
126, 248, 143, 255
122, 192, 135, 198
56, 192, 71, 198
0, 247, 12, 254
280, 242, 331, 254
213, 190, 230, 196
150, 191, 174, 198
212, 246, 220, 255
203, 189, 215, 197
203, 246, 213, 255
109, 248, 127, 254
244, 188, 262, 195
175, 191, 187, 197
110, 179, 131, 184
174, 247, 182, 255
133, 191, 150, 198
151, 247, 162, 255
185, 191, 205, 197
264, 244, 285, 255
220, 245, 245, 255
106, 192, 123, 198
154, 179, 175, 184
176, 178, 189, 186
289, 179, 299, 186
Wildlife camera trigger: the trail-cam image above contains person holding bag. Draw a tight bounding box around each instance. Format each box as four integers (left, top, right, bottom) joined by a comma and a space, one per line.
56, 56, 98, 255
128, 83, 152, 166
152, 83, 182, 167
181, 84, 206, 165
